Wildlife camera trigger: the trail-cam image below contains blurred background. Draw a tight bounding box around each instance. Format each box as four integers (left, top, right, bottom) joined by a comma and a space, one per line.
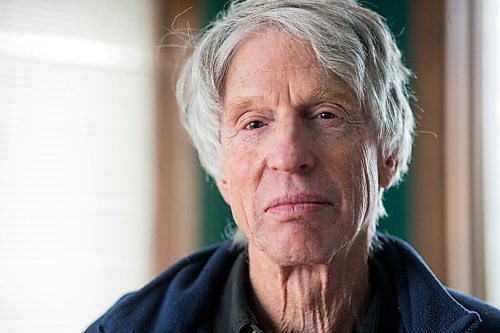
0, 0, 499, 331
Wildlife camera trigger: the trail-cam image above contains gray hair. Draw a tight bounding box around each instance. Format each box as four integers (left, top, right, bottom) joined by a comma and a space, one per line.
176, 0, 415, 241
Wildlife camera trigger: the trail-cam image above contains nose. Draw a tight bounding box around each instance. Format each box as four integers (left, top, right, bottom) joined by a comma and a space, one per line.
266, 119, 314, 173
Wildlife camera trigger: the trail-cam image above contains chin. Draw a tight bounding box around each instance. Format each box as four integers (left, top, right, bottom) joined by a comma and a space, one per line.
272, 248, 336, 266
260, 228, 343, 266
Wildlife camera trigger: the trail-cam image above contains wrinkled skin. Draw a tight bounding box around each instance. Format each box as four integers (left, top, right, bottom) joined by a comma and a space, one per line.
216, 27, 396, 332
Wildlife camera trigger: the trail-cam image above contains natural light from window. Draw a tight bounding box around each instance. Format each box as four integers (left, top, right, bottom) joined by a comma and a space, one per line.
0, 1, 155, 331
480, 0, 500, 308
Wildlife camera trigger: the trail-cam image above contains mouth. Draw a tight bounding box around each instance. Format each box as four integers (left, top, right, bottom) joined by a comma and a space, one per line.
265, 194, 332, 215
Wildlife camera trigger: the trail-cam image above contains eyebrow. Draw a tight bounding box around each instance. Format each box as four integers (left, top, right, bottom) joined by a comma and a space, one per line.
308, 86, 356, 106
223, 97, 265, 121
309, 87, 333, 101
225, 89, 352, 109
225, 98, 255, 113
223, 85, 362, 121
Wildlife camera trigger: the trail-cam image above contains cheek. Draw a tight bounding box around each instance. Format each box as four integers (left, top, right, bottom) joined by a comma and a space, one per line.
222, 144, 262, 228
323, 138, 379, 223
350, 144, 379, 222
226, 146, 258, 191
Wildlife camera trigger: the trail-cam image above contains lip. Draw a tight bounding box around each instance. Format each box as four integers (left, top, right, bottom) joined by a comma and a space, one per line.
265, 194, 332, 215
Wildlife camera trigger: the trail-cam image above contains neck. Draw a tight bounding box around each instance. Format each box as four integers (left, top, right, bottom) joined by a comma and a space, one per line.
247, 231, 371, 333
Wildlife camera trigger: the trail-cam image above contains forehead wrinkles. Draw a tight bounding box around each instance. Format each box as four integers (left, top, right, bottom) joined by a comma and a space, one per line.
222, 67, 329, 117
223, 59, 327, 110
222, 28, 318, 92
221, 27, 367, 122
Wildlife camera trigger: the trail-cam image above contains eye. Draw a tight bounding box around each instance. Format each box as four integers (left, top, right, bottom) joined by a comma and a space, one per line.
316, 112, 338, 119
245, 120, 265, 130
310, 105, 346, 128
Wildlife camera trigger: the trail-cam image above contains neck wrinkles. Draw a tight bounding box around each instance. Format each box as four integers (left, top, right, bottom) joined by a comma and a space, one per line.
247, 229, 372, 333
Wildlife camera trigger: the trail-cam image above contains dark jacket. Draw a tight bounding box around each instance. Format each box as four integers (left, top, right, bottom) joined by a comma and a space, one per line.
85, 233, 500, 332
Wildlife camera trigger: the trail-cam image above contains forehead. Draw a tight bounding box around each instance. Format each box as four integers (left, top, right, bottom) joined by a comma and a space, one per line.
224, 28, 320, 91
222, 27, 360, 112
232, 27, 316, 69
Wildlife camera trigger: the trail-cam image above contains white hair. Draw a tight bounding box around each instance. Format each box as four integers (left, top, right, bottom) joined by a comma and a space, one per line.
176, 0, 415, 245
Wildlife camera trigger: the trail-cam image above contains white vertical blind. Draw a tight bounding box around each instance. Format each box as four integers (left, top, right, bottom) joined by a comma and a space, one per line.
0, 0, 155, 331
478, 0, 500, 308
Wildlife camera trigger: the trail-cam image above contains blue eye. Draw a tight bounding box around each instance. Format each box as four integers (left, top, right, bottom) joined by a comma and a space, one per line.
245, 120, 265, 130
317, 112, 338, 119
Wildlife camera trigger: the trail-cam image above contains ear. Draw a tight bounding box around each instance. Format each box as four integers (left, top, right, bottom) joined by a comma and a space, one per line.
215, 178, 231, 205
378, 155, 398, 188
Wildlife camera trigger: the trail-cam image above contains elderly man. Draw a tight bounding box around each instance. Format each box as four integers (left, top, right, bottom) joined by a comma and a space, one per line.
86, 0, 500, 332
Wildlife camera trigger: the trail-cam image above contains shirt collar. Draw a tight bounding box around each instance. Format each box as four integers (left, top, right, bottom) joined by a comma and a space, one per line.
356, 256, 400, 332
212, 251, 264, 333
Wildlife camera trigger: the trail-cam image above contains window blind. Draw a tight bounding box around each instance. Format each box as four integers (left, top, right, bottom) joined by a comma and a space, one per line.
0, 0, 155, 331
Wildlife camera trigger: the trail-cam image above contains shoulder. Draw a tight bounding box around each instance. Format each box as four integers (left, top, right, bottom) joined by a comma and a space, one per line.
373, 233, 500, 332
85, 241, 242, 333
448, 289, 500, 333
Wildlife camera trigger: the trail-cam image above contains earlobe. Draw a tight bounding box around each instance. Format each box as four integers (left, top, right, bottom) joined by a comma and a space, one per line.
215, 178, 231, 205
378, 156, 397, 188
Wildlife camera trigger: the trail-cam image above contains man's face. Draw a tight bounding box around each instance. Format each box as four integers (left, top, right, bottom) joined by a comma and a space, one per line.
217, 28, 393, 265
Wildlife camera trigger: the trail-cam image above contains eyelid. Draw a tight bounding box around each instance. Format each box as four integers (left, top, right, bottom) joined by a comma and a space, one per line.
310, 103, 346, 118
236, 111, 269, 130
311, 103, 363, 124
